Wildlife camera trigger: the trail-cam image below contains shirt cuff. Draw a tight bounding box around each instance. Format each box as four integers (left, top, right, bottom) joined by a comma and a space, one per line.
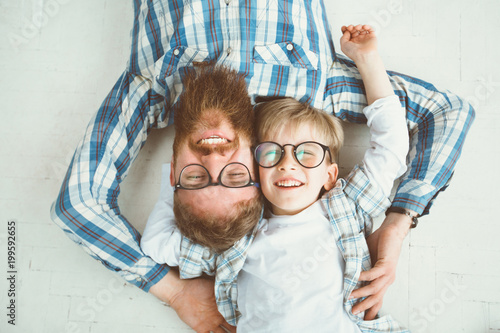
393, 178, 449, 216
121, 258, 170, 292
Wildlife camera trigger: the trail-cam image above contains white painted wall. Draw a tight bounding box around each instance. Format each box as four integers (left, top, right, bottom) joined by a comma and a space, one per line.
0, 0, 498, 332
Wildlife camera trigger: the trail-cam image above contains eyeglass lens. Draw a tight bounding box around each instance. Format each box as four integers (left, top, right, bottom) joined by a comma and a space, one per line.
255, 142, 326, 168
179, 163, 251, 189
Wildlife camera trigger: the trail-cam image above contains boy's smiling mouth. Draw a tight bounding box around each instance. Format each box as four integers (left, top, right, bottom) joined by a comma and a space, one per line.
275, 179, 304, 187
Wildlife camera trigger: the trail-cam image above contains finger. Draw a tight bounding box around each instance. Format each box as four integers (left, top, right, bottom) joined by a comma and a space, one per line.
351, 277, 388, 299
350, 283, 377, 299
204, 315, 233, 333
220, 324, 236, 333
358, 266, 386, 282
208, 326, 229, 333
351, 291, 384, 316
352, 283, 389, 315
340, 29, 351, 42
363, 301, 383, 320
363, 24, 374, 33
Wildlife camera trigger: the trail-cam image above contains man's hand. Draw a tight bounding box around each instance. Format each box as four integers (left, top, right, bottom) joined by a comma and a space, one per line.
149, 269, 236, 333
350, 212, 412, 320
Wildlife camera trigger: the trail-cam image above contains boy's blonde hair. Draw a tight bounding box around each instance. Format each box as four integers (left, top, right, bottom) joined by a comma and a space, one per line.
255, 98, 344, 162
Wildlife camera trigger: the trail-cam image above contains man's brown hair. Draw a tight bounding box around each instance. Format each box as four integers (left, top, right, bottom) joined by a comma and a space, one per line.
173, 194, 263, 252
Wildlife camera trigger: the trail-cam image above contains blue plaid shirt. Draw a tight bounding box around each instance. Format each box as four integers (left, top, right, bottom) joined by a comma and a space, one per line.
50, 0, 474, 290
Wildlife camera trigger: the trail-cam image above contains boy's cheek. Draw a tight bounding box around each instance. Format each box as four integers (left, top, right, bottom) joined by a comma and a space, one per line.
258, 171, 274, 200
258, 168, 271, 186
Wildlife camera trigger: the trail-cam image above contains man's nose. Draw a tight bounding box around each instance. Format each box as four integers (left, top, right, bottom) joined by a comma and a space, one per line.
201, 153, 228, 178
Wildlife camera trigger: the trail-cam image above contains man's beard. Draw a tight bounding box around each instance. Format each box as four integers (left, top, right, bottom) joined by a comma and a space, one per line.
172, 65, 255, 160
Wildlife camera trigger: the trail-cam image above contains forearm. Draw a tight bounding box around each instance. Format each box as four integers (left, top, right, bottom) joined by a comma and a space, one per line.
388, 75, 475, 215
149, 269, 182, 304
362, 95, 409, 196
354, 53, 394, 105
141, 164, 182, 267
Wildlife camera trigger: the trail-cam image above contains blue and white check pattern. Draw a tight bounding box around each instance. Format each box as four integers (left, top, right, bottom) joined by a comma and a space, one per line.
177, 166, 409, 332
177, 223, 261, 324
50, 0, 474, 290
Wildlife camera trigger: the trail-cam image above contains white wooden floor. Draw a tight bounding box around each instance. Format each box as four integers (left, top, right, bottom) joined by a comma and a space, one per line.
0, 0, 499, 332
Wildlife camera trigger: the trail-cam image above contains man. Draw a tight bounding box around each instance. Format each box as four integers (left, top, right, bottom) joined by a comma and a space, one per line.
170, 64, 263, 253
50, 1, 474, 332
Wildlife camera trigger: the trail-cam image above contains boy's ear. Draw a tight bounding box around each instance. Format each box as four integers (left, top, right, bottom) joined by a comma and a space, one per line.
170, 160, 175, 186
323, 163, 339, 191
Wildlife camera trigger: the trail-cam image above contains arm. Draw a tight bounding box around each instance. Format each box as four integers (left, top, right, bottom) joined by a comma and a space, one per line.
340, 25, 409, 196
141, 163, 182, 267
50, 71, 168, 290
327, 29, 475, 217
340, 25, 394, 105
336, 25, 474, 320
50, 0, 175, 291
338, 25, 413, 320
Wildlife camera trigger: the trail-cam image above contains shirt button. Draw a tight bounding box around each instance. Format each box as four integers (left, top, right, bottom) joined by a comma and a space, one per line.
225, 0, 231, 4
173, 49, 180, 56
226, 47, 232, 55
135, 277, 142, 282
286, 43, 294, 51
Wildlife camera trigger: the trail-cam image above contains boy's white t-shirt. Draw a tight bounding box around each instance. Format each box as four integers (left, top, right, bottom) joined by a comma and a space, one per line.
237, 201, 361, 332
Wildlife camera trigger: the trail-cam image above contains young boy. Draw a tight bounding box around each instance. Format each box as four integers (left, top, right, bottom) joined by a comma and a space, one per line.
141, 25, 410, 332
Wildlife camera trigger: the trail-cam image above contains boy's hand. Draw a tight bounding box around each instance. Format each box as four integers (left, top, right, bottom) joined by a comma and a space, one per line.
340, 25, 378, 63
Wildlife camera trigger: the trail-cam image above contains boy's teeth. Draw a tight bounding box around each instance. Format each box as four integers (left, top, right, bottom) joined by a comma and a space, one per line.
277, 180, 302, 187
200, 137, 228, 144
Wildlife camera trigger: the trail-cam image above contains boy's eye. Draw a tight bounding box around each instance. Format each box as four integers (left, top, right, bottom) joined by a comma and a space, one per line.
259, 146, 281, 164
265, 151, 278, 158
296, 150, 314, 157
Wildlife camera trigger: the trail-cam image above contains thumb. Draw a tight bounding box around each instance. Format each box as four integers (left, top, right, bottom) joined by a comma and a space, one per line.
340, 29, 351, 43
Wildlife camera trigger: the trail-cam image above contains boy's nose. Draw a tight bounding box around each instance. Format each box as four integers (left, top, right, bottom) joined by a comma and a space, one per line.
278, 147, 298, 171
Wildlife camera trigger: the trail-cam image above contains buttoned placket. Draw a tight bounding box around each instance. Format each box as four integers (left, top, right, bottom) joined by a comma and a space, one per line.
220, 0, 235, 63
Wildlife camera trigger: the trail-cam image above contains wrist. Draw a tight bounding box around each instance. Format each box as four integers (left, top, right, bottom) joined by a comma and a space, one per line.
386, 206, 419, 229
382, 211, 416, 240
352, 51, 382, 67
149, 269, 183, 305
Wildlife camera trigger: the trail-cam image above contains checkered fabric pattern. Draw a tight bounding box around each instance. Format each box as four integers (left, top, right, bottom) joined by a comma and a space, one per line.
50, 0, 474, 290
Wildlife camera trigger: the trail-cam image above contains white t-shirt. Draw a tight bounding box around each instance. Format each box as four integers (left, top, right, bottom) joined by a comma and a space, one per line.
237, 201, 361, 332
